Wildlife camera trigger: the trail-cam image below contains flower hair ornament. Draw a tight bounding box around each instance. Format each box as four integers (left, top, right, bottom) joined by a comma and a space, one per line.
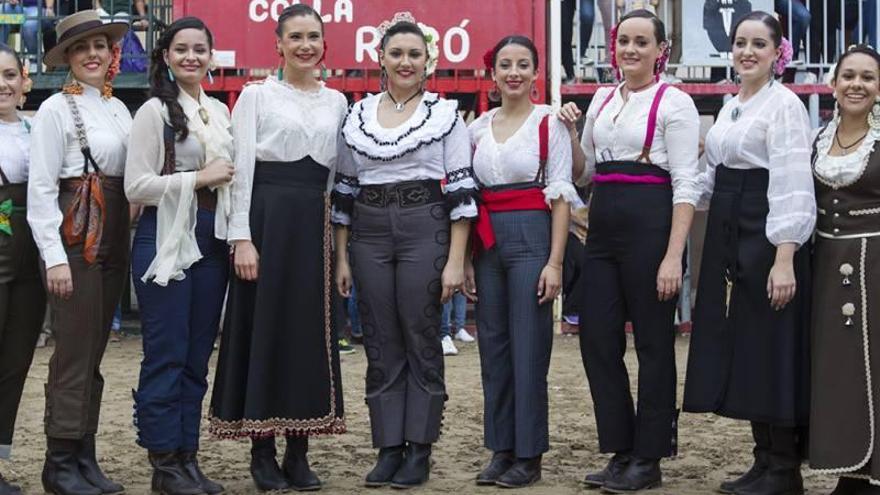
774, 37, 793, 76
19, 63, 32, 108
377, 11, 440, 76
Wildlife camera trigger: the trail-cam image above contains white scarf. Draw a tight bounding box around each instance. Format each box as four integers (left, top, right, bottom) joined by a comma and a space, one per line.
142, 88, 233, 286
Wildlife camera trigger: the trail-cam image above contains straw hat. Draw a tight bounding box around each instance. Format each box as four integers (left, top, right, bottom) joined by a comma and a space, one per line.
43, 10, 129, 68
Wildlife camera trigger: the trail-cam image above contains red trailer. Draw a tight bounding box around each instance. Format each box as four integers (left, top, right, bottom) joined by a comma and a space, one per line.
174, 0, 547, 113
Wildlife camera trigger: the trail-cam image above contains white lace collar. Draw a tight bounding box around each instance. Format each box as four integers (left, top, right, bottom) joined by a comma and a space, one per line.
342, 91, 459, 161
813, 116, 880, 190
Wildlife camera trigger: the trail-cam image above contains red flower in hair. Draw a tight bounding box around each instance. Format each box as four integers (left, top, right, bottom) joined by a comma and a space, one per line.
483, 48, 495, 72
318, 40, 328, 65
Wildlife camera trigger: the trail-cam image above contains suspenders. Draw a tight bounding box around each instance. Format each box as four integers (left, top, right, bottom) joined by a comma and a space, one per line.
593, 82, 670, 164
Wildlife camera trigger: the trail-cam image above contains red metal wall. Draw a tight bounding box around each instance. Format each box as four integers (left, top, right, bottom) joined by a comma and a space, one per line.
174, 0, 546, 73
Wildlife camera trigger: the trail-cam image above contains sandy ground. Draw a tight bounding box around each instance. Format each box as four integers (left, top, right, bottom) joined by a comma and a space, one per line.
2, 333, 836, 495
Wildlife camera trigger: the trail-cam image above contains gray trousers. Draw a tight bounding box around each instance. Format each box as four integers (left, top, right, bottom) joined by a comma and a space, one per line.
349, 200, 449, 448
474, 211, 553, 459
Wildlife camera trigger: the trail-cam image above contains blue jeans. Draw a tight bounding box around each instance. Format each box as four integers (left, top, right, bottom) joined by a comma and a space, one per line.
440, 292, 466, 339
855, 0, 879, 46
347, 283, 362, 337
132, 208, 229, 451
775, 0, 811, 58
579, 0, 595, 53
0, 4, 51, 59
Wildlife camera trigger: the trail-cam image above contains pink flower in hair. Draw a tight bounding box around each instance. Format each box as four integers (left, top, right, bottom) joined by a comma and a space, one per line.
609, 24, 621, 81
654, 43, 671, 81
775, 37, 793, 76
483, 48, 496, 72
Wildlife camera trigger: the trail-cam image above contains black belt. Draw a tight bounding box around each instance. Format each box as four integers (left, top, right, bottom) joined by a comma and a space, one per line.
357, 180, 443, 208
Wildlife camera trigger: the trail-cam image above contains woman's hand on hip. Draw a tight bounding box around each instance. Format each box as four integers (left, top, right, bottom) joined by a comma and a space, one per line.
233, 240, 259, 281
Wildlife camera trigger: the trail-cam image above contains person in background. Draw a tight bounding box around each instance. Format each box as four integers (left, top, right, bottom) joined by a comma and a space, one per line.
561, 0, 615, 82
0, 0, 56, 70
0, 42, 47, 495
94, 0, 147, 30
439, 291, 473, 356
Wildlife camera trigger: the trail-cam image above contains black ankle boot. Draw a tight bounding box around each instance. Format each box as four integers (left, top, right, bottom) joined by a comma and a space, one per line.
283, 436, 321, 491
495, 456, 542, 488
179, 451, 224, 494
77, 434, 124, 494
389, 442, 431, 489
42, 438, 102, 495
476, 451, 514, 486
720, 422, 770, 494
249, 438, 289, 492
364, 446, 404, 488
148, 451, 205, 495
0, 471, 21, 495
583, 453, 630, 488
733, 426, 803, 495
602, 457, 662, 493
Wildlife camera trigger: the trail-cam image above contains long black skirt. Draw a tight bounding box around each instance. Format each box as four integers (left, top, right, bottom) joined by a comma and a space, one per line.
209, 159, 345, 438
683, 166, 811, 426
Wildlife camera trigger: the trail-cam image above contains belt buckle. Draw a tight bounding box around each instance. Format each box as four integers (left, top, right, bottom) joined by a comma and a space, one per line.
398, 184, 429, 208
362, 187, 386, 207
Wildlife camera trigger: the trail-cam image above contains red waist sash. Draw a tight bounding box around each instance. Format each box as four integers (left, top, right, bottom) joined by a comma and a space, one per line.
474, 188, 549, 253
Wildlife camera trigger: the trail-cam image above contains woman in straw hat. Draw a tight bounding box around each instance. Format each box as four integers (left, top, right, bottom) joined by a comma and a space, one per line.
26, 10, 131, 495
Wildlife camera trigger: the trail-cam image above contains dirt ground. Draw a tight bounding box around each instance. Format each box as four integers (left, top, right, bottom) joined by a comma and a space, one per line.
3, 333, 836, 494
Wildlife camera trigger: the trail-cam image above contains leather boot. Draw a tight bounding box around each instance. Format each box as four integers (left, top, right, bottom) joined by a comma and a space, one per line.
602, 457, 662, 493
720, 422, 771, 494
42, 438, 101, 495
148, 451, 204, 495
249, 438, 289, 492
77, 434, 124, 494
733, 426, 803, 495
475, 451, 514, 486
0, 470, 22, 495
364, 446, 404, 488
495, 456, 542, 488
179, 451, 224, 494
389, 442, 432, 489
583, 453, 631, 488
283, 436, 321, 491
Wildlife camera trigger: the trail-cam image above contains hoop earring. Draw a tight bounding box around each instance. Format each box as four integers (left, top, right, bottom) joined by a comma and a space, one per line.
380, 66, 388, 92
530, 82, 539, 101
167, 67, 175, 82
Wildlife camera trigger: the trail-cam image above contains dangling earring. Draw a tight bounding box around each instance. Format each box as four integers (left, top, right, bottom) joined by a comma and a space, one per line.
488, 81, 501, 102
530, 82, 540, 101
277, 64, 284, 81
207, 70, 214, 85
320, 63, 328, 82
380, 66, 388, 92
833, 100, 840, 121
167, 67, 175, 82
868, 101, 880, 129
419, 68, 427, 93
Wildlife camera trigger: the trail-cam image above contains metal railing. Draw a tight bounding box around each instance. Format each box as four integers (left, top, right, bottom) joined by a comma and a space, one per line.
569, 0, 880, 83
0, 0, 173, 89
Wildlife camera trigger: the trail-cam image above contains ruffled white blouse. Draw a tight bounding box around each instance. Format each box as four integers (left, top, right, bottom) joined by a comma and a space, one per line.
333, 92, 478, 225
469, 105, 578, 204
812, 116, 880, 190
700, 82, 816, 246
579, 82, 702, 205
28, 83, 132, 268
228, 77, 349, 241
0, 117, 31, 184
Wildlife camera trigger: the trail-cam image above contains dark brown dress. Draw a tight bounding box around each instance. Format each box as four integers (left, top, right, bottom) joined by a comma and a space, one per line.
810, 133, 880, 485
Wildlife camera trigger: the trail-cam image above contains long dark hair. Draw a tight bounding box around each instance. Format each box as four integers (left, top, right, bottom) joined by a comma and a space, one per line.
149, 17, 214, 142
275, 4, 324, 37
730, 10, 782, 47
489, 35, 539, 70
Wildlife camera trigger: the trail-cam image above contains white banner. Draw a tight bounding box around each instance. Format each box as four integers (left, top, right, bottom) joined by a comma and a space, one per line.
682, 0, 773, 65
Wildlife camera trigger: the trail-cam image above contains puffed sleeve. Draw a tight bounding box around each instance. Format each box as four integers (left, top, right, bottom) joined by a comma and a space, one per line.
443, 115, 478, 221
27, 98, 69, 269
331, 116, 359, 227
661, 89, 702, 206
124, 100, 197, 206
227, 84, 259, 242
543, 114, 577, 204
577, 86, 612, 186
764, 93, 816, 246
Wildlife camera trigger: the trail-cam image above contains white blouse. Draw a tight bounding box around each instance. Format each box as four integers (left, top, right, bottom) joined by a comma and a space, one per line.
469, 105, 578, 204
579, 83, 702, 206
332, 92, 478, 225
28, 83, 132, 269
228, 76, 348, 242
125, 90, 233, 285
700, 82, 816, 246
812, 116, 880, 190
0, 117, 31, 184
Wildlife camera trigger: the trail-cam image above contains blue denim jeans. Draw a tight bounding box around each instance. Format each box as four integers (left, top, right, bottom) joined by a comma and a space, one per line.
440, 292, 466, 339
775, 0, 811, 58
347, 283, 362, 337
0, 4, 52, 59
855, 0, 879, 46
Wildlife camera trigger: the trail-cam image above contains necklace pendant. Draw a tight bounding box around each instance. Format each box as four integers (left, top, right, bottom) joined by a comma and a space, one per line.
198, 107, 210, 125
731, 107, 741, 121
394, 102, 405, 112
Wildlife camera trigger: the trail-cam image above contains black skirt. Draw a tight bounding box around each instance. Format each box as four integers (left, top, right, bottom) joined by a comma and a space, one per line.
683, 166, 811, 426
209, 158, 345, 438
